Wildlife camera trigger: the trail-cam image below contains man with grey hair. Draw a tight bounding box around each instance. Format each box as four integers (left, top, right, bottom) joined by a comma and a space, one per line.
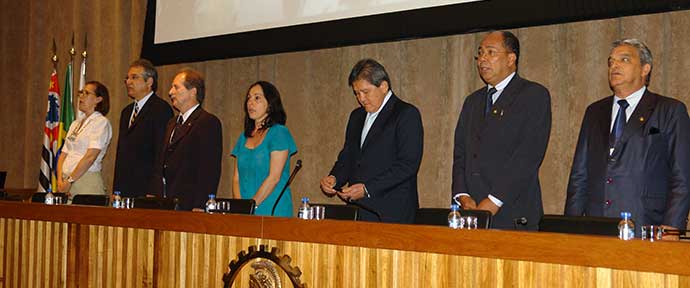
113, 59, 173, 198
566, 39, 690, 235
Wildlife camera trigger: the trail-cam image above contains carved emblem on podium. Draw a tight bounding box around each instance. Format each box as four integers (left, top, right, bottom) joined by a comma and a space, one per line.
223, 245, 305, 288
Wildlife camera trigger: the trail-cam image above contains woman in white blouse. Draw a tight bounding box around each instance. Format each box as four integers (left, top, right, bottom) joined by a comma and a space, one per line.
56, 81, 112, 197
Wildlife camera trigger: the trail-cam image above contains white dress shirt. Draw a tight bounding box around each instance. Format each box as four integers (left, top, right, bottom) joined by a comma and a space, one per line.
611, 86, 645, 131
62, 111, 113, 174
361, 90, 392, 147
129, 91, 154, 124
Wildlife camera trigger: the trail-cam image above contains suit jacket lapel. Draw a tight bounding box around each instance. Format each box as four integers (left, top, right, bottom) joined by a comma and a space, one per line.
478, 74, 523, 136
170, 107, 203, 146
128, 94, 157, 132
597, 97, 614, 155
613, 90, 657, 155
361, 94, 397, 151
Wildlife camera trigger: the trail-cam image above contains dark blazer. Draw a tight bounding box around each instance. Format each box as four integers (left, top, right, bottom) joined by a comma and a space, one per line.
330, 93, 424, 223
565, 90, 690, 229
452, 74, 551, 230
113, 94, 173, 198
152, 106, 223, 210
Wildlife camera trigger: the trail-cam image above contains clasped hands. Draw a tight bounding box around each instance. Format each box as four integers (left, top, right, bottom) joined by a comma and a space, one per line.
456, 195, 499, 216
320, 175, 365, 201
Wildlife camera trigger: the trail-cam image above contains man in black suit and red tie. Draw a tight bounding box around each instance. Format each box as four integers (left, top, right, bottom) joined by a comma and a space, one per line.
320, 59, 424, 223
113, 59, 173, 198
452, 31, 552, 230
152, 68, 223, 210
566, 39, 690, 234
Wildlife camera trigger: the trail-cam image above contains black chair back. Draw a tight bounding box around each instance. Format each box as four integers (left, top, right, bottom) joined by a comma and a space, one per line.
72, 194, 110, 206
215, 198, 256, 215
538, 214, 619, 236
0, 171, 6, 189
133, 197, 178, 210
31, 192, 68, 204
309, 203, 359, 220
414, 208, 492, 229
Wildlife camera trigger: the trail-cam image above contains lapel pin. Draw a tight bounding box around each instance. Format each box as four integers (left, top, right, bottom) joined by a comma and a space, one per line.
639, 116, 645, 123
492, 109, 498, 115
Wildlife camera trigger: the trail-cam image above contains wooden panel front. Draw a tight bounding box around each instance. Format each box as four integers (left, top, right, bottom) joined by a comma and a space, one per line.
1, 219, 68, 288
2, 202, 690, 287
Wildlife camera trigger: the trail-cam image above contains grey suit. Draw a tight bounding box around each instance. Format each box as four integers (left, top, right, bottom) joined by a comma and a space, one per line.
566, 90, 690, 229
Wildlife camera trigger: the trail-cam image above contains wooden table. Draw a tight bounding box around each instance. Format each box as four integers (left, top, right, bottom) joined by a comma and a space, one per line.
1, 201, 689, 287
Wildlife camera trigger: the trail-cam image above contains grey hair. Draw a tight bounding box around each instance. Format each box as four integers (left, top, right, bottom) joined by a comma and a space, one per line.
612, 38, 653, 85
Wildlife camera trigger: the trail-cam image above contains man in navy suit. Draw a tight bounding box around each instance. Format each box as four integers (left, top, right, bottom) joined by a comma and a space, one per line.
452, 31, 552, 230
152, 68, 223, 210
320, 59, 424, 223
113, 59, 173, 198
566, 39, 690, 232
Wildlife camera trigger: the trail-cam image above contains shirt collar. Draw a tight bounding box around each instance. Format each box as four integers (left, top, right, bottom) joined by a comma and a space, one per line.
135, 91, 154, 109
614, 86, 645, 107
179, 104, 200, 123
488, 72, 516, 92
368, 90, 393, 117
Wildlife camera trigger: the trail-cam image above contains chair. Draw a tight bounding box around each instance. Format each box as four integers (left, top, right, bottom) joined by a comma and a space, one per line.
538, 214, 619, 236
309, 203, 359, 220
414, 208, 492, 229
215, 198, 256, 215
31, 192, 68, 204
71, 194, 110, 206
132, 196, 178, 210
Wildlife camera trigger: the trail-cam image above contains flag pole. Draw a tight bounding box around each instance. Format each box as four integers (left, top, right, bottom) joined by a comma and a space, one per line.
52, 38, 58, 69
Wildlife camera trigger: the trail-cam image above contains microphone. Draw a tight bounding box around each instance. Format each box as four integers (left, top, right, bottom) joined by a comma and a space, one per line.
513, 217, 528, 229
271, 160, 302, 216
346, 198, 382, 222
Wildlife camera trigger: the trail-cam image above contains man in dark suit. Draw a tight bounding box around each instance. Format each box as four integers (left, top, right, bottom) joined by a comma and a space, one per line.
152, 68, 223, 210
113, 59, 173, 198
566, 39, 690, 232
320, 59, 424, 223
452, 31, 552, 230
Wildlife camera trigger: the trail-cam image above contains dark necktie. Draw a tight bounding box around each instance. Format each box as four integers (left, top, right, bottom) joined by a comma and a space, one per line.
486, 87, 497, 116
129, 102, 139, 128
610, 99, 630, 149
170, 116, 183, 143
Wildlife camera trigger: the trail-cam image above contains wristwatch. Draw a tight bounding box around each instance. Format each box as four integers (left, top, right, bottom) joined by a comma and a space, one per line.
65, 176, 76, 183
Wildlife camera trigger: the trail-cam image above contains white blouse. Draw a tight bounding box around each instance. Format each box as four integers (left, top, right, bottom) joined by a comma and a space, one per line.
61, 111, 112, 174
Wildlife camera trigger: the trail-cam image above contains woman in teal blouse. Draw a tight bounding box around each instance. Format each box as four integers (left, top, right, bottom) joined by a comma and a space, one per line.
231, 81, 297, 217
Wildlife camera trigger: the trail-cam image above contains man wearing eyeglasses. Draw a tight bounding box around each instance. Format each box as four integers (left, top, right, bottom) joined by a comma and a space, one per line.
113, 59, 173, 198
451, 31, 552, 230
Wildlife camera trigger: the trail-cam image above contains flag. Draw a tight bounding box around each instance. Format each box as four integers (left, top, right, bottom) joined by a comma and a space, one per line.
78, 56, 86, 91
39, 69, 61, 192
77, 57, 86, 118
58, 61, 75, 151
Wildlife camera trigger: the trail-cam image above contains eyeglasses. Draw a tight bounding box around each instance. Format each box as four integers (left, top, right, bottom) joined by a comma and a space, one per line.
124, 74, 144, 81
78, 90, 96, 96
474, 49, 510, 60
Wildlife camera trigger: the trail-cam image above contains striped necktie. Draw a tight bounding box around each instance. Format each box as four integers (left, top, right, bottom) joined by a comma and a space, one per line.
129, 102, 139, 128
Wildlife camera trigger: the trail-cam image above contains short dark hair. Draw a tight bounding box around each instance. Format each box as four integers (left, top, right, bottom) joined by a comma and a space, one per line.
500, 31, 520, 69
178, 68, 205, 104
348, 59, 391, 88
129, 59, 158, 92
243, 81, 287, 137
87, 80, 110, 116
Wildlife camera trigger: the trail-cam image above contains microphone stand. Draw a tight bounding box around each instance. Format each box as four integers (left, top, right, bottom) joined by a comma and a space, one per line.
271, 160, 302, 216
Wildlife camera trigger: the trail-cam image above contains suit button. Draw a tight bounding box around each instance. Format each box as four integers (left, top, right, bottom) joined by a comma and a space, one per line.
606, 178, 613, 184
604, 200, 612, 207
163, 164, 168, 169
